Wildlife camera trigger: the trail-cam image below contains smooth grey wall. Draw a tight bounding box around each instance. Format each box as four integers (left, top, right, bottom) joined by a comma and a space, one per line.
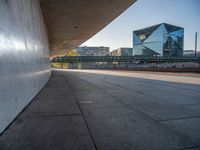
0, 0, 51, 133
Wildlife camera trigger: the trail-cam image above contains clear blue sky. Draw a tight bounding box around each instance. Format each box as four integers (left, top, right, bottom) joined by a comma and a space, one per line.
81, 0, 200, 51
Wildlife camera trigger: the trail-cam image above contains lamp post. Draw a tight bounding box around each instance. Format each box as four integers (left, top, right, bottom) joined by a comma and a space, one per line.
195, 32, 197, 58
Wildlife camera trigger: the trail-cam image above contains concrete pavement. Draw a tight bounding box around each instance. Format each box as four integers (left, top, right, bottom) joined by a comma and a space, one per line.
0, 69, 200, 150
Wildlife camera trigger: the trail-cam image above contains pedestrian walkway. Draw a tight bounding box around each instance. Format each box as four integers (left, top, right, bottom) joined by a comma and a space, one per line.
0, 69, 200, 150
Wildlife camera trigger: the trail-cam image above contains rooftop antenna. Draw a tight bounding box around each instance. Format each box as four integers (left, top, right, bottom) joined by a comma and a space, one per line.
195, 32, 197, 58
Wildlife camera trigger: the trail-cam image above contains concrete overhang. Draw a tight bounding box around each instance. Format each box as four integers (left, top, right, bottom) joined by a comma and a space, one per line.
40, 0, 137, 57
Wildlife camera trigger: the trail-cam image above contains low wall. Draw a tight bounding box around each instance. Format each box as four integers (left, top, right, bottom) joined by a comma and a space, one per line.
51, 62, 200, 72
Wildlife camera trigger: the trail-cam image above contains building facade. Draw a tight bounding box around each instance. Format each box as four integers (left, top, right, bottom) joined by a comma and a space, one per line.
76, 46, 109, 56
133, 23, 184, 57
111, 48, 133, 56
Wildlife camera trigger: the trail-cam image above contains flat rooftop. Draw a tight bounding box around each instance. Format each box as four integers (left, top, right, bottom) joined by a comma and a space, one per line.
0, 69, 200, 150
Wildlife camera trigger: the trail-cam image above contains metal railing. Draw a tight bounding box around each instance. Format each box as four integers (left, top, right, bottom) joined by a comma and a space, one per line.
51, 56, 200, 63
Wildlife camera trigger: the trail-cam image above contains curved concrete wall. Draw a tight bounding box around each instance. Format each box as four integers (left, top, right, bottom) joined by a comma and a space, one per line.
0, 0, 51, 133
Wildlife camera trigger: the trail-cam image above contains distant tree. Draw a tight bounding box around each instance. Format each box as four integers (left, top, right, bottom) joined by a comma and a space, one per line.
64, 49, 79, 56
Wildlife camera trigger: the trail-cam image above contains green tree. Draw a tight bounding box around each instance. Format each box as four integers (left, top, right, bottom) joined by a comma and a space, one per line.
64, 49, 79, 56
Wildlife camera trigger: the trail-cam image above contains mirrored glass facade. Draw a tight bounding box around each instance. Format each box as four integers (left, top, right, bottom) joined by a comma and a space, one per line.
133, 23, 184, 57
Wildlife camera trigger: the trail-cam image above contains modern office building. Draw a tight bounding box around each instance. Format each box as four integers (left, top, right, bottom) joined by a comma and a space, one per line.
76, 46, 109, 56
133, 23, 184, 57
111, 48, 133, 56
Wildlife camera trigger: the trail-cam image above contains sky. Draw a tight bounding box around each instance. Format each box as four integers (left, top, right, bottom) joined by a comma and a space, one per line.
81, 0, 200, 51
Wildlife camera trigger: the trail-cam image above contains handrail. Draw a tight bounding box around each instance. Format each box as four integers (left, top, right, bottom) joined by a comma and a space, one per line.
51, 56, 200, 63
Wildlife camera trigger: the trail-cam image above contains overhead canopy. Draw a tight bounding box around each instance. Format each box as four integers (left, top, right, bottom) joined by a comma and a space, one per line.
40, 0, 136, 57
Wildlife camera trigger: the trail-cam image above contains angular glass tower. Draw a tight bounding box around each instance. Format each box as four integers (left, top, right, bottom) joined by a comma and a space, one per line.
133, 23, 184, 57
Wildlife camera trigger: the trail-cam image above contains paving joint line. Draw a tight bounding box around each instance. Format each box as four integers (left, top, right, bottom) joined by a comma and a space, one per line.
158, 115, 200, 122
177, 145, 199, 150
61, 72, 98, 150
181, 103, 200, 106
37, 113, 82, 118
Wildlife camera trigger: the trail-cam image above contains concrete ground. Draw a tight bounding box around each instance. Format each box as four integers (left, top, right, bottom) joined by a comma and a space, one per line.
0, 69, 200, 150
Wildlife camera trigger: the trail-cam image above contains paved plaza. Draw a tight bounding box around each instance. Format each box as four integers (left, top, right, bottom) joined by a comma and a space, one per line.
0, 69, 200, 150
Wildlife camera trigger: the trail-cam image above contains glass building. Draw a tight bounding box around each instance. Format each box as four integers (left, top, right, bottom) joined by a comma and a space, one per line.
133, 23, 184, 57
